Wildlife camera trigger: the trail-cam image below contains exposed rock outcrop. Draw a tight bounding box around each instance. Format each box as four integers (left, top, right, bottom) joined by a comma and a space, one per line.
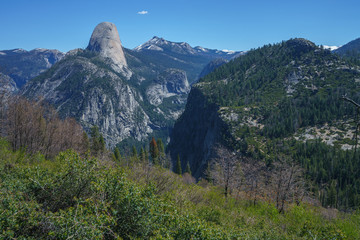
87, 22, 131, 79
146, 69, 190, 106
22, 52, 151, 147
0, 72, 17, 97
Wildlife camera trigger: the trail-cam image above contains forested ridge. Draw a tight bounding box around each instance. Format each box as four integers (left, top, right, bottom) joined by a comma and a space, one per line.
171, 38, 360, 211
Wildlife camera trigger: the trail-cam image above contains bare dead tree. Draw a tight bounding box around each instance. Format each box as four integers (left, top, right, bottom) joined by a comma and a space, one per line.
2, 96, 88, 158
241, 159, 266, 206
270, 158, 305, 213
207, 145, 243, 198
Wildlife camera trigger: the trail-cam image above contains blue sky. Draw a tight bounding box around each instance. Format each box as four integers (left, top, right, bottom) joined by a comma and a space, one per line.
1, 0, 359, 52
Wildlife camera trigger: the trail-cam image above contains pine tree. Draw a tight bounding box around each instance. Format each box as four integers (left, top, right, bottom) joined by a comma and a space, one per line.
157, 139, 164, 153
114, 147, 121, 161
132, 146, 138, 157
149, 137, 159, 164
328, 181, 337, 208
139, 147, 146, 162
185, 161, 192, 175
82, 132, 90, 152
157, 138, 165, 166
99, 135, 105, 153
175, 154, 182, 175
90, 125, 105, 155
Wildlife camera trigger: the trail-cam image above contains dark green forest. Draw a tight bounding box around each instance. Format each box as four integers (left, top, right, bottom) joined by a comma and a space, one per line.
192, 39, 360, 210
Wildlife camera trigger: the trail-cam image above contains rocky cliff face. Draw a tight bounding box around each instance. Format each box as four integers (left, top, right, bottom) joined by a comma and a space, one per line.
168, 87, 227, 178
0, 72, 17, 97
146, 69, 190, 106
22, 50, 152, 147
0, 48, 64, 89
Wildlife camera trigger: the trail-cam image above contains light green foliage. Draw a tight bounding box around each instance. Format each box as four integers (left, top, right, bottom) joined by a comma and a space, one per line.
0, 138, 359, 239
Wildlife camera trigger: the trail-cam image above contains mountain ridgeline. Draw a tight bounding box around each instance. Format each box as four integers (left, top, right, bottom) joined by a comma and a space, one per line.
169, 38, 360, 209
21, 22, 240, 148
0, 48, 64, 94
334, 37, 360, 59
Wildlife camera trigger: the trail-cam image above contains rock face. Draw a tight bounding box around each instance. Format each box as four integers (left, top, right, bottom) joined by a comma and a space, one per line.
0, 72, 18, 97
146, 69, 190, 106
0, 48, 64, 88
135, 36, 197, 55
22, 51, 151, 147
168, 87, 226, 178
87, 22, 131, 78
285, 38, 316, 55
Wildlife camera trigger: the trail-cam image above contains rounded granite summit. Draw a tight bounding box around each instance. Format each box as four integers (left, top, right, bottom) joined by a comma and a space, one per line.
285, 38, 316, 53
87, 22, 128, 69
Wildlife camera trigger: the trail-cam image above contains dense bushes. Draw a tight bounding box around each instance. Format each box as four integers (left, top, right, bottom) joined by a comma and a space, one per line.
0, 139, 359, 239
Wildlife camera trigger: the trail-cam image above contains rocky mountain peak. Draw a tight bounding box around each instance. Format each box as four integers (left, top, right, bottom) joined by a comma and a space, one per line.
285, 38, 316, 53
87, 22, 131, 77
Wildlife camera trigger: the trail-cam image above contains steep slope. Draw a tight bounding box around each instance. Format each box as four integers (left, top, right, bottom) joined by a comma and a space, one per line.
0, 72, 17, 97
169, 38, 360, 181
334, 37, 360, 58
22, 50, 152, 147
22, 23, 153, 147
0, 48, 64, 89
198, 58, 228, 80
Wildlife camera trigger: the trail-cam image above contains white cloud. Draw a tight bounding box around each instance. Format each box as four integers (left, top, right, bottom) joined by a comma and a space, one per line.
137, 10, 148, 15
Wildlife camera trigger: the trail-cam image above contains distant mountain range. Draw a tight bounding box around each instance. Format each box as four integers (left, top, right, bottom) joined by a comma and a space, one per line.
132, 36, 243, 84
0, 48, 64, 90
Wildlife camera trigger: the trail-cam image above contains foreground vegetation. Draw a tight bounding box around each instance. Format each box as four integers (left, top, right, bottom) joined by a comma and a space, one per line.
0, 138, 359, 239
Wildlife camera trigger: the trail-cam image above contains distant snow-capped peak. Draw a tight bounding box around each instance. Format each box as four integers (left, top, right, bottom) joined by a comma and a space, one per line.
322, 45, 340, 51
221, 49, 236, 54
134, 36, 197, 54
